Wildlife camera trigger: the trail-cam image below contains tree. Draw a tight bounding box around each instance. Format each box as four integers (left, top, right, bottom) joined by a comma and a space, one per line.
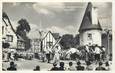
60, 34, 74, 49
16, 19, 31, 50
60, 34, 80, 50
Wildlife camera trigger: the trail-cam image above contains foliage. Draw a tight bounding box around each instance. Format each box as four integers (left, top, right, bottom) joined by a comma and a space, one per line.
60, 34, 80, 50
16, 19, 31, 50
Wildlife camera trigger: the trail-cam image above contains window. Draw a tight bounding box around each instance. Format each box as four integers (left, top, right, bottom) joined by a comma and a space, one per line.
87, 33, 92, 40
46, 42, 53, 48
17, 40, 25, 49
6, 35, 13, 42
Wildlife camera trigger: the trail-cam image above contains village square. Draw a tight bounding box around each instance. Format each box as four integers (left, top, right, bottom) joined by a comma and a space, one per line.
2, 2, 112, 71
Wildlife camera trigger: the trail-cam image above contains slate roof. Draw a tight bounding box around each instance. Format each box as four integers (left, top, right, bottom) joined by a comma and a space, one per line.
79, 2, 102, 32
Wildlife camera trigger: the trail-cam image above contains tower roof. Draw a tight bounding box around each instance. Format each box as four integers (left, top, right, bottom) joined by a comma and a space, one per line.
79, 2, 102, 32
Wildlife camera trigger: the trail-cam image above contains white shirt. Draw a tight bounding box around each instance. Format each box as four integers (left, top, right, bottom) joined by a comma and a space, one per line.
94, 47, 101, 54
86, 46, 89, 52
102, 47, 106, 52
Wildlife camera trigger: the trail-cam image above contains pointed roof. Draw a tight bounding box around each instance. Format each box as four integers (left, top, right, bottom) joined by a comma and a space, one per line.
2, 12, 24, 40
2, 12, 16, 35
42, 31, 61, 41
41, 30, 62, 49
79, 2, 102, 32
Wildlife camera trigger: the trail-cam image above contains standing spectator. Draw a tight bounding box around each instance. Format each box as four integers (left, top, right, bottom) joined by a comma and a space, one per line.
53, 46, 60, 64
58, 62, 65, 71
42, 51, 46, 62
76, 61, 85, 71
109, 53, 112, 61
101, 46, 106, 61
68, 62, 76, 71
85, 61, 93, 71
7, 52, 12, 61
33, 65, 40, 71
46, 47, 51, 63
50, 63, 59, 71
7, 61, 17, 71
94, 45, 101, 62
13, 52, 18, 61
95, 62, 106, 71
105, 61, 110, 71
85, 45, 90, 62
3, 51, 8, 62
88, 46, 94, 62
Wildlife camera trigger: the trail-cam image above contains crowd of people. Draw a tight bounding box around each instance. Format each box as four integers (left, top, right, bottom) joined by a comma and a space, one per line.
4, 60, 111, 71
2, 44, 112, 71
67, 44, 112, 63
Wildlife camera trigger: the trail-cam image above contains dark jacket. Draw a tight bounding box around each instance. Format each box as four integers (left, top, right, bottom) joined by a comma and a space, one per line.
50, 67, 59, 71
95, 67, 106, 71
76, 66, 85, 71
7, 67, 17, 71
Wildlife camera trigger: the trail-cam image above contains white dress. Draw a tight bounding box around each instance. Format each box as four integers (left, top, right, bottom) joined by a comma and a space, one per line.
53, 48, 60, 64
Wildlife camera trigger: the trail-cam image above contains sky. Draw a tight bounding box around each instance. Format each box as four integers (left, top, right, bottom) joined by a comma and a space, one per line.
3, 2, 112, 39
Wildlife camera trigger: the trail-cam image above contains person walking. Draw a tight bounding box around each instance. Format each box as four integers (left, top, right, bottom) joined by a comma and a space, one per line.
105, 61, 110, 71
53, 46, 60, 64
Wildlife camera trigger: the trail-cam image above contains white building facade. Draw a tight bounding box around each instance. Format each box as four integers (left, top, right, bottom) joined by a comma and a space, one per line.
42, 31, 61, 52
79, 30, 102, 46
79, 2, 102, 46
2, 17, 17, 49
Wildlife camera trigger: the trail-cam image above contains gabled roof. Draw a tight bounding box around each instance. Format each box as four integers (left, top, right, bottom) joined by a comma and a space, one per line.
41, 30, 62, 50
2, 12, 16, 35
2, 12, 24, 40
79, 2, 102, 32
42, 31, 61, 41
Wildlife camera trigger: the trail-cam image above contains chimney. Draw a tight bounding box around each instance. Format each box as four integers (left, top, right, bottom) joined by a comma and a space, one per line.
92, 6, 98, 25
